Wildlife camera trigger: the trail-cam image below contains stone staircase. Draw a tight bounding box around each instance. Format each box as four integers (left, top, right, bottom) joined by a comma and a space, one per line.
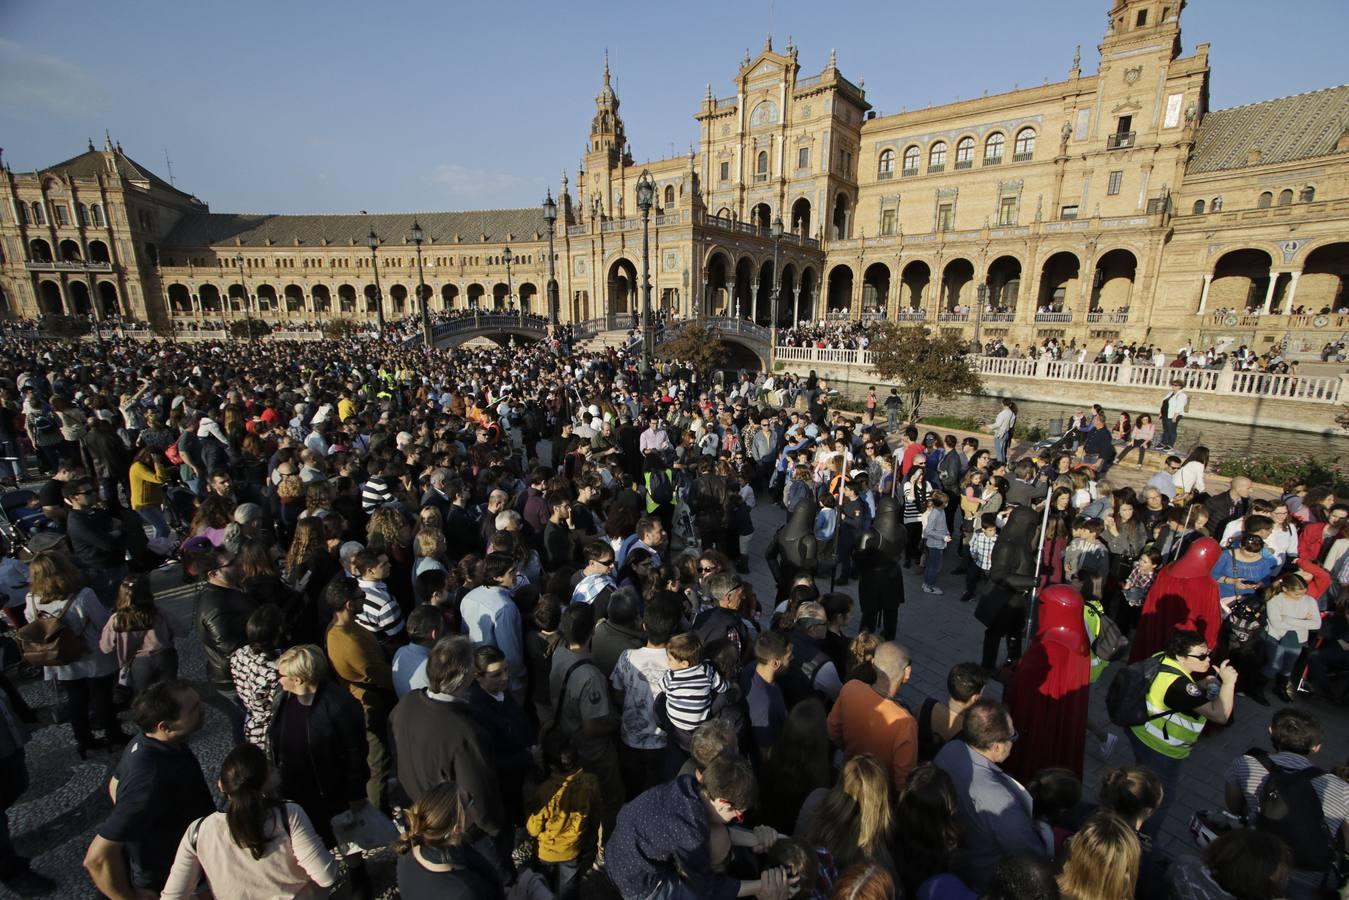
572, 328, 637, 353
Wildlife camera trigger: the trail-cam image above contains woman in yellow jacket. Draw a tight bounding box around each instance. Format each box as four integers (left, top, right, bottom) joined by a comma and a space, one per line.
129, 447, 170, 538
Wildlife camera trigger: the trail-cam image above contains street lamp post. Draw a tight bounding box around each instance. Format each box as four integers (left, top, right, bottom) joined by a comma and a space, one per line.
409, 220, 430, 347
635, 170, 656, 386
976, 282, 988, 347
542, 191, 558, 330
770, 213, 783, 326
235, 254, 255, 343
502, 246, 514, 315
366, 229, 385, 336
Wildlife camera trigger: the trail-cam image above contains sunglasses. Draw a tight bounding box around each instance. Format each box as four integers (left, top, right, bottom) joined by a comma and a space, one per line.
1187, 651, 1211, 661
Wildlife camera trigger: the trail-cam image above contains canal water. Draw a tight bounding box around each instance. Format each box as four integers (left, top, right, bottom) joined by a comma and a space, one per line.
823, 381, 1348, 466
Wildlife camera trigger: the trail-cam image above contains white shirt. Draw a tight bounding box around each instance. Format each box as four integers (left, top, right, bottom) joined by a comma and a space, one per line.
992, 408, 1016, 438
1174, 460, 1206, 495
1166, 389, 1189, 418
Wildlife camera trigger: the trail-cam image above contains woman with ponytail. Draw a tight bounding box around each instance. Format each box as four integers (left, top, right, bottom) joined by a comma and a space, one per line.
161, 743, 337, 899
395, 780, 504, 899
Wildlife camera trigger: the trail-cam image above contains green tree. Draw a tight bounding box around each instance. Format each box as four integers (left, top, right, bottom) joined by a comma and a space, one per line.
657, 322, 728, 382
39, 315, 92, 341
321, 317, 360, 340
228, 319, 271, 341
864, 321, 983, 422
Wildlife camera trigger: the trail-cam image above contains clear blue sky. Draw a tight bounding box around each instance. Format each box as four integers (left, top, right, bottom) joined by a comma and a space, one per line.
2, 0, 1344, 215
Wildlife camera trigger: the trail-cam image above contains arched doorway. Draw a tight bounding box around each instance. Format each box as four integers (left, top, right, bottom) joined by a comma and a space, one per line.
467, 283, 485, 309
389, 284, 408, 315
1037, 252, 1080, 312
756, 260, 774, 325
441, 284, 459, 310
59, 240, 82, 262
706, 253, 731, 317
752, 203, 772, 231
1090, 249, 1137, 311
901, 261, 931, 311
311, 285, 331, 315
832, 193, 851, 239
733, 257, 755, 320
29, 239, 52, 262
199, 284, 222, 313
606, 259, 638, 317
1211, 249, 1272, 312
167, 283, 191, 314
338, 284, 357, 314
986, 256, 1022, 312
38, 281, 63, 316
88, 240, 109, 263
778, 265, 797, 327
791, 198, 812, 238
97, 282, 119, 317
519, 283, 537, 313
229, 284, 247, 312
862, 263, 890, 318
363, 284, 380, 314
1300, 243, 1349, 312
941, 259, 974, 310
798, 268, 818, 322
284, 284, 305, 314
256, 284, 278, 314
490, 283, 509, 310
68, 281, 92, 315
826, 265, 854, 317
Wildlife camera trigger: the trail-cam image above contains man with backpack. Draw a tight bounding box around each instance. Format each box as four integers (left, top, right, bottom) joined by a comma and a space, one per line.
1222, 708, 1348, 897
1118, 629, 1237, 839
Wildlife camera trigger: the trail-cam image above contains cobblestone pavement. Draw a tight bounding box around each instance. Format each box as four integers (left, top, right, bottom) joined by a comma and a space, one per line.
5, 478, 1345, 897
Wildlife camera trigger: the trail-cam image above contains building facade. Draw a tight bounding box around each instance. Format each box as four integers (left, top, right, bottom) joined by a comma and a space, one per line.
1, 0, 1347, 354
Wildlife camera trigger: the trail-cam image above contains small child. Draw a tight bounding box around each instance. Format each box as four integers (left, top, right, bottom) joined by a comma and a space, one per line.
1063, 518, 1109, 595
1122, 550, 1162, 609
658, 632, 727, 734
351, 549, 405, 647
921, 491, 951, 595
960, 513, 999, 604
767, 837, 828, 900
526, 732, 601, 899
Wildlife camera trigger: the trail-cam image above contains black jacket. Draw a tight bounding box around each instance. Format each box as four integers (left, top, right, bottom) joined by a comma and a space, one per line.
66, 507, 128, 571
195, 584, 257, 688
266, 680, 369, 817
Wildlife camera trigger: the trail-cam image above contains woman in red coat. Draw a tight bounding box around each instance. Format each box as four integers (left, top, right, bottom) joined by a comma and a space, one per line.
1129, 537, 1223, 662
1005, 584, 1091, 781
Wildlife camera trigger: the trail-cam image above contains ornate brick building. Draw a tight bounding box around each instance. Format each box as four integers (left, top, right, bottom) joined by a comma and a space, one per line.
2, 0, 1347, 353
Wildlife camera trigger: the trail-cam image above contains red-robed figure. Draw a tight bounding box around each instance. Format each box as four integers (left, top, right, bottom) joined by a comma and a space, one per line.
1130, 537, 1223, 662
1005, 584, 1091, 781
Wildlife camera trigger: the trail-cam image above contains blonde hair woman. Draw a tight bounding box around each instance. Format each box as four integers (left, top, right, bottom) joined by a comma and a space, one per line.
803, 754, 896, 876
395, 781, 498, 895
1057, 811, 1140, 900
25, 551, 126, 756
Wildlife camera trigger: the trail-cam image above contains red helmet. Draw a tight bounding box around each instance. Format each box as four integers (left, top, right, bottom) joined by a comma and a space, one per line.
1038, 584, 1085, 634
1170, 537, 1222, 579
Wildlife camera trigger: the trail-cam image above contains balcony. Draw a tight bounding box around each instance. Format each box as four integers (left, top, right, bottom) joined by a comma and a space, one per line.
1035, 311, 1073, 323
928, 164, 945, 174
1012, 152, 1034, 162
983, 312, 1017, 323
1086, 310, 1130, 324
25, 259, 113, 272
877, 170, 893, 180
954, 159, 973, 170
895, 310, 926, 321
902, 168, 919, 178
984, 156, 1003, 166
938, 311, 970, 322
753, 173, 768, 183
1107, 131, 1137, 150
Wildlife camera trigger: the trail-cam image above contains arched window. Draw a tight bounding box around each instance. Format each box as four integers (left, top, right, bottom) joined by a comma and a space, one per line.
1300, 186, 1316, 203
77, 204, 88, 226
755, 150, 769, 182
1192, 199, 1206, 215
1014, 128, 1037, 159
985, 133, 1005, 163
1257, 191, 1273, 209
877, 149, 895, 178
1211, 197, 1223, 212
663, 185, 675, 206
1277, 189, 1294, 207
929, 142, 947, 171
89, 204, 104, 226
955, 137, 974, 168
902, 146, 920, 174
29, 202, 45, 225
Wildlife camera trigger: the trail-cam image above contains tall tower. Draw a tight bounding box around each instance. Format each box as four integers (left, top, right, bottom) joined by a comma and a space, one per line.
583, 55, 633, 219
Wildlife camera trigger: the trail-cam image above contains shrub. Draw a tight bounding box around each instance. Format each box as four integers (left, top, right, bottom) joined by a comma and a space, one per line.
322, 318, 360, 340
228, 319, 271, 341
919, 415, 986, 432
1213, 454, 1349, 495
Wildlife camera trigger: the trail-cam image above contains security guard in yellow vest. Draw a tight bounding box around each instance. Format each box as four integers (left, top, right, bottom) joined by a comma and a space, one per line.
1127, 629, 1238, 840
1083, 598, 1109, 684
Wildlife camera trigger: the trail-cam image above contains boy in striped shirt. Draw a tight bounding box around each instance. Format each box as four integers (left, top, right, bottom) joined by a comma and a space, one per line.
352, 549, 405, 648
658, 633, 726, 734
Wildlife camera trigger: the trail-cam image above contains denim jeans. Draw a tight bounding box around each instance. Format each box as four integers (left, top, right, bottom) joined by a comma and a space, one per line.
137, 506, 170, 539
1127, 729, 1186, 841
1160, 417, 1180, 448
993, 432, 1010, 462
924, 545, 945, 587
1263, 635, 1304, 678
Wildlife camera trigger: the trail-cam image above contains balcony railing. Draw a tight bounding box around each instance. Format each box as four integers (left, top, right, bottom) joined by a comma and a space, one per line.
877, 170, 893, 180
1086, 310, 1131, 324
937, 311, 970, 322
954, 159, 973, 170
1012, 152, 1034, 162
895, 310, 926, 321
984, 156, 1003, 166
928, 164, 945, 173
25, 259, 113, 272
1107, 131, 1137, 150
983, 312, 1017, 323
902, 168, 918, 177
1035, 311, 1073, 323
1209, 312, 1264, 327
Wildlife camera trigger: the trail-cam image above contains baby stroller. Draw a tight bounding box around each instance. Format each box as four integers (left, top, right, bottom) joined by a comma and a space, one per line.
0, 490, 48, 558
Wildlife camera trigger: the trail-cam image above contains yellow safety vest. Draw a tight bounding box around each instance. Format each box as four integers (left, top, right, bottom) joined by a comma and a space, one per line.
1130, 656, 1206, 760
1083, 601, 1108, 684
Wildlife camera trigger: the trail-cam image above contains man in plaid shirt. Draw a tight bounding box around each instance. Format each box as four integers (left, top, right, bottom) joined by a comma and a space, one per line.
960, 513, 1000, 604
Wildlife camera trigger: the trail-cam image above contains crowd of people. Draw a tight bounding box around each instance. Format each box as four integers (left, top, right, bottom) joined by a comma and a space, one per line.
0, 325, 1342, 900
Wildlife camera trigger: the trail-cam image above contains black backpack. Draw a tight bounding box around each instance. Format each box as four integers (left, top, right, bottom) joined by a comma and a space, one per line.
1086, 600, 1129, 662
647, 469, 674, 505
1249, 749, 1335, 872
1105, 654, 1184, 727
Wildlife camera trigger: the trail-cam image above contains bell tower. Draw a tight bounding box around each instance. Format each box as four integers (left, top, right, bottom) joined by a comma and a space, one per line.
1102, 0, 1184, 62
583, 54, 633, 220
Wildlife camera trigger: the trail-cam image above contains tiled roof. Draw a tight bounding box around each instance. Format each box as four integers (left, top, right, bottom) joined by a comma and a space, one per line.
30, 146, 197, 200
1189, 84, 1349, 174
162, 209, 549, 250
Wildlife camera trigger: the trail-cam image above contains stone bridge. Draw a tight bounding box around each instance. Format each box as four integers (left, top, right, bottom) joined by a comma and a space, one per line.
658, 316, 774, 370
421, 313, 555, 349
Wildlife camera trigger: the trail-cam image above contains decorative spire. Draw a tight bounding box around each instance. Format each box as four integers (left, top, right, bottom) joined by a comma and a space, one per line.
1071, 44, 1082, 77
828, 48, 837, 68
705, 83, 712, 103
603, 48, 610, 86
87, 137, 95, 152
786, 35, 795, 56
743, 48, 751, 66
104, 130, 113, 151
764, 33, 772, 52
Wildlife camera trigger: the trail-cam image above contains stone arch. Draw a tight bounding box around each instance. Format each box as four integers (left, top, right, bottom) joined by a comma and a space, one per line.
1037, 251, 1080, 311
518, 282, 537, 313
705, 252, 732, 317
900, 260, 931, 310
167, 283, 192, 314
59, 239, 82, 262
1211, 248, 1272, 312
752, 203, 772, 231
311, 284, 331, 314
986, 255, 1022, 311
284, 284, 305, 314
228, 283, 247, 312
778, 264, 798, 327
826, 264, 854, 316
199, 283, 222, 312
68, 281, 92, 316
255, 284, 278, 313
466, 283, 485, 308
790, 197, 812, 238
338, 284, 357, 313
29, 239, 52, 262
607, 257, 638, 317
862, 262, 891, 317
38, 281, 63, 316
733, 256, 755, 319
798, 267, 818, 322
389, 284, 408, 314
1299, 242, 1349, 312
941, 259, 975, 310
832, 193, 851, 239
492, 282, 510, 310
1089, 249, 1137, 311
97, 281, 119, 317
362, 284, 380, 314
87, 239, 109, 263
441, 284, 459, 310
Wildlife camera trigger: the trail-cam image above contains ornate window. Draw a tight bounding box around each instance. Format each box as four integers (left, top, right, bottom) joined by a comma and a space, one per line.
928, 142, 947, 171
877, 149, 895, 179
755, 151, 769, 182
902, 146, 920, 175
1014, 128, 1036, 160
1257, 191, 1273, 209
90, 204, 104, 226
955, 137, 974, 169
985, 133, 1005, 163
664, 185, 675, 206
1192, 199, 1206, 215
1300, 186, 1316, 203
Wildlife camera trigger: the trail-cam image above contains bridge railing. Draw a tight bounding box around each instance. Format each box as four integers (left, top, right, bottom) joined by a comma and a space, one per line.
772, 345, 1347, 404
